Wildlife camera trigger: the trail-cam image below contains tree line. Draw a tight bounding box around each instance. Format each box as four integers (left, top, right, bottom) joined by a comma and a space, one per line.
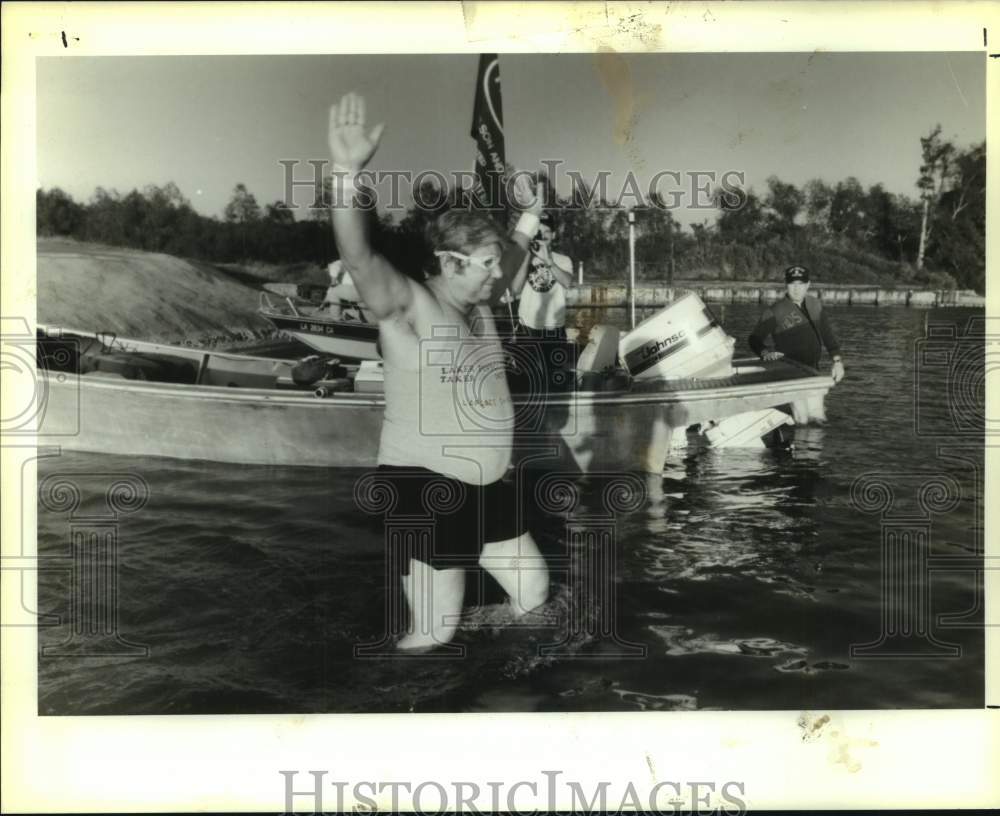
36, 182, 337, 266
37, 126, 985, 293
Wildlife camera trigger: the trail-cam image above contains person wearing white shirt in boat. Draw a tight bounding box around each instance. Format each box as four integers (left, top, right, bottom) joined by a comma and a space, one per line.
324, 259, 367, 322
512, 213, 574, 336
510, 212, 575, 388
327, 92, 549, 651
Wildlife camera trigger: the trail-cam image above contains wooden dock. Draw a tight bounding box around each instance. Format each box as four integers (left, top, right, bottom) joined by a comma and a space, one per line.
567, 283, 984, 309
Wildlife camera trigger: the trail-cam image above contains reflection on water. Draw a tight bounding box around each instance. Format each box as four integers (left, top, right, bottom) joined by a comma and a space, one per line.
36, 306, 984, 712
638, 434, 827, 590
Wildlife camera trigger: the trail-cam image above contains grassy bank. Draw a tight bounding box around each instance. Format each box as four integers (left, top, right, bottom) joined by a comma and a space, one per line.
37, 238, 275, 346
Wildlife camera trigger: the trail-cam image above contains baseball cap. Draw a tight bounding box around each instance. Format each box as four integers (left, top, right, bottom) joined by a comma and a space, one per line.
785, 265, 810, 283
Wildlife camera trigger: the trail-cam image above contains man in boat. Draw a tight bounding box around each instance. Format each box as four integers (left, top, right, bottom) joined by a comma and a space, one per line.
508, 211, 576, 391
323, 259, 367, 322
747, 264, 846, 423
329, 92, 549, 650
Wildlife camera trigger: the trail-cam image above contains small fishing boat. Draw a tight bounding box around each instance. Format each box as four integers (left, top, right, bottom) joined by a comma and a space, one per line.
35, 325, 833, 473
258, 289, 379, 360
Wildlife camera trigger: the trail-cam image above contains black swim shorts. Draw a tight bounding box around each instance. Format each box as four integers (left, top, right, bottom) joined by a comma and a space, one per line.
373, 465, 528, 572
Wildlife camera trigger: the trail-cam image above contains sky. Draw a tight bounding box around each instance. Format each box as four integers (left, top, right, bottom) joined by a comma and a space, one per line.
36, 52, 985, 228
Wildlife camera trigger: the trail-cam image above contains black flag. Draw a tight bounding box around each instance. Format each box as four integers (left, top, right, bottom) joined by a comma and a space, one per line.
470, 54, 506, 221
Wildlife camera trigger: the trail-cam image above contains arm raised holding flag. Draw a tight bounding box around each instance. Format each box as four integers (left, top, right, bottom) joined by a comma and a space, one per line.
489, 173, 546, 312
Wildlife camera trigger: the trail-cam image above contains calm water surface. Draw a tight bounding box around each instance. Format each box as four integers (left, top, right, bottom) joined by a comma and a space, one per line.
37, 305, 985, 713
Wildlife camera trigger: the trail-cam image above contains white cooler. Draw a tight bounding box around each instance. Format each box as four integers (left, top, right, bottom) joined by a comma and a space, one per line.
620, 293, 735, 380
354, 360, 384, 393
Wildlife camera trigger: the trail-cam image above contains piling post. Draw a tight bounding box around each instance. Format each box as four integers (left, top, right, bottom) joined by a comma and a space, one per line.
628, 211, 636, 329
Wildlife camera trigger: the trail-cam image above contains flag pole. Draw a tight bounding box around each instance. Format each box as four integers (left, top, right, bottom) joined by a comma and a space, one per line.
469, 53, 516, 339
628, 209, 636, 330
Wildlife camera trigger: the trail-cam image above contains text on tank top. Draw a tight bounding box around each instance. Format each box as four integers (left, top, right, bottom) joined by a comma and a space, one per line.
518, 243, 567, 330
379, 305, 514, 485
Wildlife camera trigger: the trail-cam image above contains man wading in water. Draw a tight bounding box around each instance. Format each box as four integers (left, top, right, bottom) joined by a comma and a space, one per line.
329, 92, 550, 650
748, 264, 846, 423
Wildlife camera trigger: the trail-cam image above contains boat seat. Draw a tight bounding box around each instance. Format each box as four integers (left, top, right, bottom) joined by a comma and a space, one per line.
79, 348, 197, 384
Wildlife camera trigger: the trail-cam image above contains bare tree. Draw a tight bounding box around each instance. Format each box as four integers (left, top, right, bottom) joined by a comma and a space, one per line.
915, 125, 955, 270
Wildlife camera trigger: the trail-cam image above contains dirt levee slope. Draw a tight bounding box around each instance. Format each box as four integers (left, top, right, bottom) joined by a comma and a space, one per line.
37, 238, 273, 344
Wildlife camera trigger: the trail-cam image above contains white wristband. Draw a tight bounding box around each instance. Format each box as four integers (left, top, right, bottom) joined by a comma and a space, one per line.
514, 212, 540, 237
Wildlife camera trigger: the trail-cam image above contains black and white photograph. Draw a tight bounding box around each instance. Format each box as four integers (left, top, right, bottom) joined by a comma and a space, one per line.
3, 1, 997, 813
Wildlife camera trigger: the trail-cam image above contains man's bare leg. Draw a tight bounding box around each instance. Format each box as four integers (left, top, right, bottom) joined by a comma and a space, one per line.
479, 531, 550, 617
397, 558, 465, 651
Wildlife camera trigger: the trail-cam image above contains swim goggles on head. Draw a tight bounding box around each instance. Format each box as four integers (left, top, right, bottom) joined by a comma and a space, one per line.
434, 250, 501, 272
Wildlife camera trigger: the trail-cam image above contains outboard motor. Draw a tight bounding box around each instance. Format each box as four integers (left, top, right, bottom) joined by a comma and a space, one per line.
619, 293, 735, 380
291, 354, 341, 386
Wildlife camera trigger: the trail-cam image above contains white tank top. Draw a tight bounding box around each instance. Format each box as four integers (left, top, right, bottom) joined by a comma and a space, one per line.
518, 244, 569, 330
378, 306, 514, 485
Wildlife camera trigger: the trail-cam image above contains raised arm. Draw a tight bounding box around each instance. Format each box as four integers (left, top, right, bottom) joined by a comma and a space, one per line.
328, 93, 416, 322
488, 175, 544, 306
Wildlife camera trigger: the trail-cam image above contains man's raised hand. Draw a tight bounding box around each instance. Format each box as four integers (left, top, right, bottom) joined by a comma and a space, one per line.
328, 92, 385, 172
510, 174, 545, 217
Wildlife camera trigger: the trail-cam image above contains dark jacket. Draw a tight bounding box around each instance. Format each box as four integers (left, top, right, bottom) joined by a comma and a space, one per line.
748, 294, 840, 368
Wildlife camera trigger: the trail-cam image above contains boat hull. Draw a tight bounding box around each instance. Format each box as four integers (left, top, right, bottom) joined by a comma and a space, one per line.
263, 313, 379, 361
36, 365, 833, 473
